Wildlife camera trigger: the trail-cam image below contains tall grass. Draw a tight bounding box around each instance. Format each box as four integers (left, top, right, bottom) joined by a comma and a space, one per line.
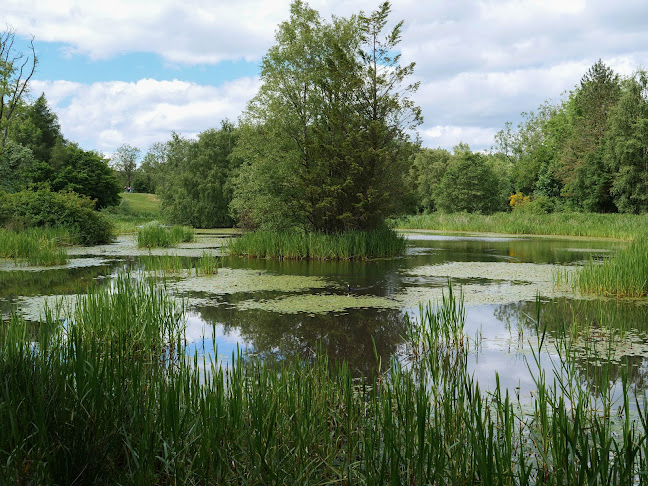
139, 252, 219, 275
137, 221, 195, 248
228, 228, 406, 260
575, 236, 648, 297
2, 277, 646, 483
0, 227, 69, 266
393, 211, 648, 240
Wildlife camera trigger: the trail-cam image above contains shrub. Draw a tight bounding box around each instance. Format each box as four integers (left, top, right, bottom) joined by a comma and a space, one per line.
0, 188, 113, 245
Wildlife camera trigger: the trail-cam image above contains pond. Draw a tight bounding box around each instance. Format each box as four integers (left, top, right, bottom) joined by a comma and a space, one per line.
2, 230, 647, 394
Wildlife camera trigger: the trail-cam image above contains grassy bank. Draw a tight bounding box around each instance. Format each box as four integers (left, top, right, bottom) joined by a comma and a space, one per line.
102, 193, 162, 233
0, 227, 69, 266
137, 221, 195, 248
228, 228, 406, 260
394, 212, 648, 240
1, 277, 646, 484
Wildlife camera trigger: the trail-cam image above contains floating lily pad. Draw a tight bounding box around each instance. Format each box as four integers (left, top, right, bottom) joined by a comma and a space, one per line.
237, 292, 400, 314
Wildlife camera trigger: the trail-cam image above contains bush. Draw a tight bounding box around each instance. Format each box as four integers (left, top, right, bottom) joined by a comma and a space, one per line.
0, 188, 113, 245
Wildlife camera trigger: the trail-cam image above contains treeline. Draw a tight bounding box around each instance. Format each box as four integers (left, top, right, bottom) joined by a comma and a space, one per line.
493, 61, 648, 214
1, 93, 121, 209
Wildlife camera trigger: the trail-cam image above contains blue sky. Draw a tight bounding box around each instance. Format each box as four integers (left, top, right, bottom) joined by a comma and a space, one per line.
4, 0, 648, 156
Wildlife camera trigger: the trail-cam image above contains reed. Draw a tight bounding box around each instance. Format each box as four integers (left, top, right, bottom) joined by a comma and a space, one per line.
575, 236, 648, 297
0, 227, 69, 266
393, 211, 648, 240
138, 252, 219, 276
1, 277, 646, 484
228, 228, 406, 260
137, 221, 195, 248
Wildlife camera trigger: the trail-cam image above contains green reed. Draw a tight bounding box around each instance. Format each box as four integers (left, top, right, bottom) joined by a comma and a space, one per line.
139, 252, 219, 276
1, 276, 646, 484
137, 221, 196, 248
393, 212, 647, 240
228, 228, 406, 260
575, 236, 648, 297
0, 227, 69, 266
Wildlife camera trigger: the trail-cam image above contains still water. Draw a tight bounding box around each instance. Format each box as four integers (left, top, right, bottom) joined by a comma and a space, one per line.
2, 231, 647, 394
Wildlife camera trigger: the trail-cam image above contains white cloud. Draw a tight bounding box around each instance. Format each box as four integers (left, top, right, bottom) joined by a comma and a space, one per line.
8, 0, 648, 151
31, 77, 261, 153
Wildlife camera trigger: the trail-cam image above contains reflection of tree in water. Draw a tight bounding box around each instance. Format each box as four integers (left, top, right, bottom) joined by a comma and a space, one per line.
494, 298, 648, 389
194, 304, 408, 377
0, 263, 119, 299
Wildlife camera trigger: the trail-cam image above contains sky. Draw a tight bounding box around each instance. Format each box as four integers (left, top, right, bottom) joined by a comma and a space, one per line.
3, 0, 648, 156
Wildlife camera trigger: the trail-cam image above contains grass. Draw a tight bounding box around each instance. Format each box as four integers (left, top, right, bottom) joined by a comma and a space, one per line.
393, 211, 648, 240
573, 236, 648, 298
137, 221, 195, 248
228, 228, 406, 260
138, 252, 219, 276
1, 277, 647, 484
0, 227, 69, 266
102, 193, 162, 233
120, 192, 161, 213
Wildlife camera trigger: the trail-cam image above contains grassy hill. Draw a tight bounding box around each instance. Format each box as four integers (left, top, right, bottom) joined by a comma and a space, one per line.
119, 193, 161, 216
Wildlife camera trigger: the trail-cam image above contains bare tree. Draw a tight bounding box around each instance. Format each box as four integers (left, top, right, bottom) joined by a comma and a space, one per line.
0, 27, 37, 148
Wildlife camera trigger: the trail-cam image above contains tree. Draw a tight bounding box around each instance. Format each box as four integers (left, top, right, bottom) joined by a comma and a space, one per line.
31, 143, 121, 208
231, 1, 421, 232
158, 122, 240, 228
0, 28, 36, 149
406, 147, 451, 212
435, 146, 505, 214
606, 70, 648, 213
558, 60, 621, 211
111, 144, 140, 188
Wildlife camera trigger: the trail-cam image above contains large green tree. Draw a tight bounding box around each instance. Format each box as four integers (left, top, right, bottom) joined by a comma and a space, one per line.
111, 144, 140, 188
159, 122, 240, 228
606, 70, 648, 213
231, 1, 421, 232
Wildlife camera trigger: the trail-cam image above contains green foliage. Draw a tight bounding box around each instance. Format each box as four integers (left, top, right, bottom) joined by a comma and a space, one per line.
11, 93, 63, 163
576, 237, 648, 297
110, 143, 140, 188
228, 228, 406, 260
30, 142, 121, 209
0, 187, 114, 245
606, 70, 648, 213
435, 148, 506, 213
0, 227, 68, 265
136, 221, 195, 248
406, 147, 451, 212
158, 122, 240, 228
232, 1, 421, 232
0, 140, 35, 192
2, 280, 647, 483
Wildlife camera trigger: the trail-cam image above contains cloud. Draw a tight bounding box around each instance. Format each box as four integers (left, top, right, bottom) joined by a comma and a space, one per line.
30, 77, 261, 153
8, 0, 648, 152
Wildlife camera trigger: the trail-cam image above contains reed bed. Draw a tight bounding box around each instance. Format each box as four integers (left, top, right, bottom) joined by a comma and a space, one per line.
228, 228, 406, 260
137, 221, 195, 248
2, 275, 647, 484
0, 227, 69, 266
575, 237, 648, 297
394, 212, 648, 240
139, 252, 219, 275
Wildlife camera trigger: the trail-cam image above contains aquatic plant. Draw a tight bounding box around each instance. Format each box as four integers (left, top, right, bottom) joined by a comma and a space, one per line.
138, 252, 218, 276
393, 211, 647, 240
1, 278, 646, 484
575, 236, 648, 297
137, 221, 195, 248
228, 228, 406, 260
0, 227, 69, 266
